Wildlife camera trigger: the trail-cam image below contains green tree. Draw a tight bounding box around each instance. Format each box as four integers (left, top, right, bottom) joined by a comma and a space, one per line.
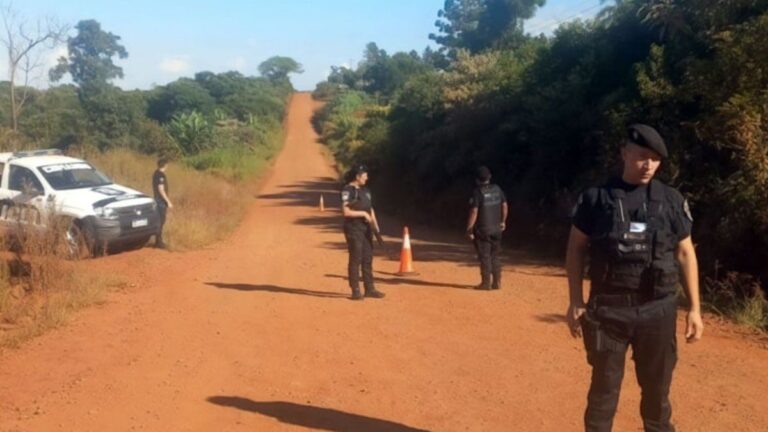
195, 71, 247, 101
430, 0, 546, 54
147, 78, 217, 123
258, 56, 303, 84
49, 19, 128, 89
48, 20, 137, 149
359, 44, 433, 99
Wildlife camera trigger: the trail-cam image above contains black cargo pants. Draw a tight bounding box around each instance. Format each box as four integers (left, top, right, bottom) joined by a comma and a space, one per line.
156, 200, 168, 246
581, 295, 678, 432
473, 230, 502, 288
344, 221, 375, 294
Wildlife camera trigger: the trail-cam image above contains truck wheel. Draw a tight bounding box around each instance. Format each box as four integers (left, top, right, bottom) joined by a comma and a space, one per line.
64, 220, 94, 259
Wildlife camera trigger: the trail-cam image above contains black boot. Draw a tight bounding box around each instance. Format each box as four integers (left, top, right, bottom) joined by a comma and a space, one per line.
350, 289, 364, 301
364, 288, 386, 298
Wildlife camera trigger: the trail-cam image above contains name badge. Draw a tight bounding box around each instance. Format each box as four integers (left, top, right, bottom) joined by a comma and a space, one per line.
629, 222, 647, 233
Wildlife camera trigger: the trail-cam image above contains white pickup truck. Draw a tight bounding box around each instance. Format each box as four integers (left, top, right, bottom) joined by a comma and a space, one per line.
0, 149, 160, 257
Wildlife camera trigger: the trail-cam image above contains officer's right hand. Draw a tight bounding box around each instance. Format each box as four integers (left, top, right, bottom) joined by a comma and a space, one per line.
567, 303, 587, 338
363, 213, 373, 223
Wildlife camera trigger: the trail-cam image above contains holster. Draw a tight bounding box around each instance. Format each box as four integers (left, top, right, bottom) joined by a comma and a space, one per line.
579, 308, 626, 364
580, 312, 604, 353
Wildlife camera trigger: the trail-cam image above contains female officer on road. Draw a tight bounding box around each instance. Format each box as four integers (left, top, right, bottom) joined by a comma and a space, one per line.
341, 165, 385, 300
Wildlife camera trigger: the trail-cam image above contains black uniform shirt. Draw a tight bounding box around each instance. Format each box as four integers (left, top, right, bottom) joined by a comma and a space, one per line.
469, 184, 507, 232
573, 177, 692, 241
152, 169, 169, 204
341, 184, 372, 213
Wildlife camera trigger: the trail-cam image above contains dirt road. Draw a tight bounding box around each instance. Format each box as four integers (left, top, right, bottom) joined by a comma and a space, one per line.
1, 93, 766, 431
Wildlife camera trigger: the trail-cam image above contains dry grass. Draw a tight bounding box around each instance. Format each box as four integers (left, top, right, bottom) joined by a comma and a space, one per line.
85, 149, 257, 250
1, 144, 273, 347
703, 272, 768, 331
0, 221, 127, 348
0, 266, 126, 349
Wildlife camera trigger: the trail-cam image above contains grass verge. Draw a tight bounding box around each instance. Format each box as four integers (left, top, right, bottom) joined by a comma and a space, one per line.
701, 272, 768, 331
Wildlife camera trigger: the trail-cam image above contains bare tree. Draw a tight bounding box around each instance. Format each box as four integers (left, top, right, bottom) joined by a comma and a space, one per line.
0, 2, 67, 132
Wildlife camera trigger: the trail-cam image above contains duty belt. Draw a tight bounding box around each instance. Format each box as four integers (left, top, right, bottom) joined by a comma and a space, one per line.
591, 292, 655, 307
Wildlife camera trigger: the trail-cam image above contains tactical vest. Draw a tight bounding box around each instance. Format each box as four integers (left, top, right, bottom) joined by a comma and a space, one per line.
345, 187, 371, 212
343, 186, 372, 228
475, 184, 504, 234
588, 180, 679, 298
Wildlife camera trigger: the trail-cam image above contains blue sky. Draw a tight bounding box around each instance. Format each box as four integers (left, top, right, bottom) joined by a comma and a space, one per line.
3, 0, 607, 91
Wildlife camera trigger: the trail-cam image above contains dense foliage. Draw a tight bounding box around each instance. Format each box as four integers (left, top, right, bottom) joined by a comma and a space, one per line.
0, 19, 296, 176
314, 0, 768, 298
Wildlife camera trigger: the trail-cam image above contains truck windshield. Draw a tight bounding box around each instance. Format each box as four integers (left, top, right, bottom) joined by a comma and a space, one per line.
37, 163, 112, 190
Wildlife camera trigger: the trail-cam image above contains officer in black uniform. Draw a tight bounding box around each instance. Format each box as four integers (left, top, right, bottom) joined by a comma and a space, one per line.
341, 164, 385, 300
152, 158, 173, 249
466, 166, 508, 290
566, 124, 704, 432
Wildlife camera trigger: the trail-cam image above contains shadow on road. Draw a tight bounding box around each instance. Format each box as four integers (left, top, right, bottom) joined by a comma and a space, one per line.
205, 282, 345, 299
325, 273, 474, 290
255, 177, 565, 274
258, 176, 341, 209
207, 397, 430, 432
535, 313, 568, 324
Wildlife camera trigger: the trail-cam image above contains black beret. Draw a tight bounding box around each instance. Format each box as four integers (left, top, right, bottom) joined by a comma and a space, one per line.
352, 164, 368, 176
476, 165, 492, 181
627, 124, 668, 158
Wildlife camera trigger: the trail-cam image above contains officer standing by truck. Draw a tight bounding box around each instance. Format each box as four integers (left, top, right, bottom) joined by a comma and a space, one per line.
152, 158, 173, 249
565, 124, 704, 431
466, 166, 508, 290
341, 164, 385, 300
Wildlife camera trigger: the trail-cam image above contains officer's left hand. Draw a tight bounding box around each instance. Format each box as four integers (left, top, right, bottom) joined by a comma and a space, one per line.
567, 303, 587, 338
500, 222, 506, 232
685, 310, 704, 343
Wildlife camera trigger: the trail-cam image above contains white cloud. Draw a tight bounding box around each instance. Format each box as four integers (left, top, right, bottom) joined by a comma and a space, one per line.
159, 56, 191, 74
230, 56, 247, 71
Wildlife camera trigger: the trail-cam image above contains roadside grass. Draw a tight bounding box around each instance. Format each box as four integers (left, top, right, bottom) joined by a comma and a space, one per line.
0, 131, 283, 348
0, 224, 127, 349
85, 145, 278, 250
700, 272, 768, 331
0, 264, 126, 349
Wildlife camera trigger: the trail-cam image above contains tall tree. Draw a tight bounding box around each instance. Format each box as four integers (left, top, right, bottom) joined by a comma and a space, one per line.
258, 56, 303, 84
49, 19, 127, 89
430, 0, 546, 54
0, 3, 67, 132
48, 20, 135, 148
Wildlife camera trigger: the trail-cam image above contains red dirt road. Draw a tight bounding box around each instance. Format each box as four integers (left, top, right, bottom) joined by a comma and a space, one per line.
1, 93, 767, 431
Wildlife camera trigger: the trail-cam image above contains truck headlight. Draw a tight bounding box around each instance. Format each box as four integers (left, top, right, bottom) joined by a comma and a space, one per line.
95, 206, 118, 220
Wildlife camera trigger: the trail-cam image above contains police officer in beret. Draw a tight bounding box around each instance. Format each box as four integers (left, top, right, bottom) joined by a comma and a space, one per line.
341, 164, 385, 300
565, 124, 704, 431
466, 166, 508, 290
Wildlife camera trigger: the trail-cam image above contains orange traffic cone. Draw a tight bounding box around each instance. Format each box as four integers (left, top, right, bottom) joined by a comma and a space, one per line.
396, 226, 418, 276
319, 194, 325, 212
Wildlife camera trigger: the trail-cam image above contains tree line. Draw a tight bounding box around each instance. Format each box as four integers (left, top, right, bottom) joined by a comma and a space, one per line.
0, 8, 301, 176
313, 0, 768, 317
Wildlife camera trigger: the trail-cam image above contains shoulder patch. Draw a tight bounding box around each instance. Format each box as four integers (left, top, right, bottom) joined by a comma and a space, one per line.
341, 190, 350, 203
